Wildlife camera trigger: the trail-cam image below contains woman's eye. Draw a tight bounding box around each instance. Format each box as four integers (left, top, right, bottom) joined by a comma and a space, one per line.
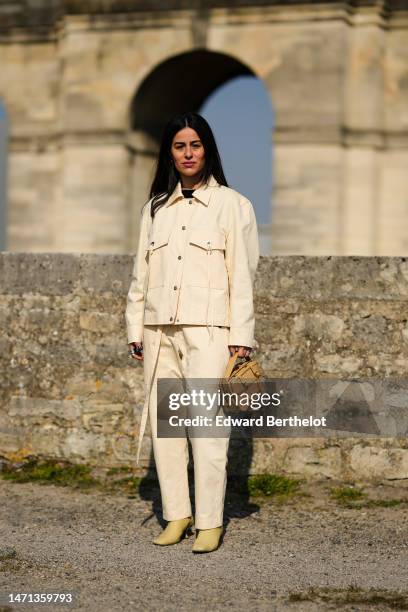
174, 144, 201, 149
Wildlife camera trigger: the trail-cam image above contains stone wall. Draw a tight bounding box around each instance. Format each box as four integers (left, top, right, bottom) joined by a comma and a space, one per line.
1, 252, 408, 482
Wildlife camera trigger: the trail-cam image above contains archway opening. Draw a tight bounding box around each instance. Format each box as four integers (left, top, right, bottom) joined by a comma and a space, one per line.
200, 75, 273, 255
130, 50, 253, 141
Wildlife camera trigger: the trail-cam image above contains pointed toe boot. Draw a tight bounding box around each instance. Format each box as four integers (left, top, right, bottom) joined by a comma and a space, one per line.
153, 516, 194, 546
192, 526, 223, 553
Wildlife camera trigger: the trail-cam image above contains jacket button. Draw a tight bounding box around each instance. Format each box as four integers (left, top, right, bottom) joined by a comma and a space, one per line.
182, 225, 186, 230
178, 255, 182, 260
176, 318, 180, 322
173, 286, 177, 290
151, 241, 154, 245
189, 200, 192, 205
170, 317, 173, 321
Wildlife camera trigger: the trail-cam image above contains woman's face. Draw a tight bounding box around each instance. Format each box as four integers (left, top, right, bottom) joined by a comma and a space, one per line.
170, 127, 205, 182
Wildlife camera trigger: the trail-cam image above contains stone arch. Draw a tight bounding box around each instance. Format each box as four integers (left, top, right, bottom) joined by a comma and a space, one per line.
126, 49, 273, 251
0, 100, 8, 251
130, 50, 253, 141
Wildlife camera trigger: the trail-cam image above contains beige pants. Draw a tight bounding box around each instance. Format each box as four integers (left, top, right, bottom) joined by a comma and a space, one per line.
143, 324, 231, 529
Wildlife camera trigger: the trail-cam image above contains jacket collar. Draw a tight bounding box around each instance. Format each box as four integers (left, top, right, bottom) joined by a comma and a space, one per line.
165, 174, 219, 208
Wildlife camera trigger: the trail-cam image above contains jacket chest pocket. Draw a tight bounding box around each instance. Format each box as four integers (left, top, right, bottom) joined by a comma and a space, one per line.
146, 229, 170, 289
187, 228, 228, 289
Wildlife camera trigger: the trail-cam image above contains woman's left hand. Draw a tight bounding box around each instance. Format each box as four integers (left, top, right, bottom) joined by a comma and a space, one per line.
228, 345, 252, 358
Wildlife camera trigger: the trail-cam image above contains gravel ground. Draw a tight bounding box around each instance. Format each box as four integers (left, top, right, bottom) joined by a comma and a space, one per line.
1, 474, 408, 612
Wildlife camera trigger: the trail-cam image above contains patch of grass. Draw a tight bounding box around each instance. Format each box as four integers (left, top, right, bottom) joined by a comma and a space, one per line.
0, 557, 26, 574
1, 458, 97, 489
364, 498, 406, 508
247, 473, 301, 500
330, 485, 366, 506
106, 466, 133, 476
0, 458, 148, 496
328, 485, 408, 509
0, 548, 48, 577
108, 475, 142, 493
288, 584, 408, 608
0, 548, 26, 575
0, 547, 16, 561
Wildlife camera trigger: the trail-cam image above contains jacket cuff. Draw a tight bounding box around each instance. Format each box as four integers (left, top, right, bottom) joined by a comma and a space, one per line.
228, 326, 254, 349
127, 325, 144, 345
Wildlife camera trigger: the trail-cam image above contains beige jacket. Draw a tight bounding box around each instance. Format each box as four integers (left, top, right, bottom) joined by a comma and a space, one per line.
125, 174, 259, 348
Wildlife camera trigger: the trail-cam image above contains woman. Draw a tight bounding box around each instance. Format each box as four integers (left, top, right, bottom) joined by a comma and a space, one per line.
125, 112, 259, 553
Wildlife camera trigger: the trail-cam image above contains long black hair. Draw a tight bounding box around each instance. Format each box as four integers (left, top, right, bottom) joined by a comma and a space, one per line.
146, 112, 229, 218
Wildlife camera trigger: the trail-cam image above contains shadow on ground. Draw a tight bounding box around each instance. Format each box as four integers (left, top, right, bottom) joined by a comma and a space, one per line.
138, 434, 259, 530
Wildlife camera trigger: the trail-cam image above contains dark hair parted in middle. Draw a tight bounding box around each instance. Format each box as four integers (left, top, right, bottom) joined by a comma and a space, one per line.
146, 112, 229, 218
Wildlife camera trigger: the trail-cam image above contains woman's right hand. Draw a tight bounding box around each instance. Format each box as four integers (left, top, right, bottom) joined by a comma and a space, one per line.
128, 341, 144, 361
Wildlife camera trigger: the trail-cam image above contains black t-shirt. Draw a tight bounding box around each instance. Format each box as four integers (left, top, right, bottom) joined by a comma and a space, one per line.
182, 188, 195, 198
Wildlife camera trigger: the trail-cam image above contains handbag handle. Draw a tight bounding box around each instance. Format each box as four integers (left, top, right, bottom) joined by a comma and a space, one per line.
224, 352, 251, 378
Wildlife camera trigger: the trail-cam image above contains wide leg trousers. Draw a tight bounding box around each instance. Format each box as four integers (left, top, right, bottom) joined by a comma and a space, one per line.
143, 324, 231, 530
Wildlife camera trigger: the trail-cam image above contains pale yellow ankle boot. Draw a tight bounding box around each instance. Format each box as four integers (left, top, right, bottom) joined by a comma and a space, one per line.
192, 526, 223, 553
153, 517, 194, 546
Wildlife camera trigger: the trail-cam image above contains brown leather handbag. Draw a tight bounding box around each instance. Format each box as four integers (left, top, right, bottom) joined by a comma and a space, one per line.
220, 352, 265, 396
